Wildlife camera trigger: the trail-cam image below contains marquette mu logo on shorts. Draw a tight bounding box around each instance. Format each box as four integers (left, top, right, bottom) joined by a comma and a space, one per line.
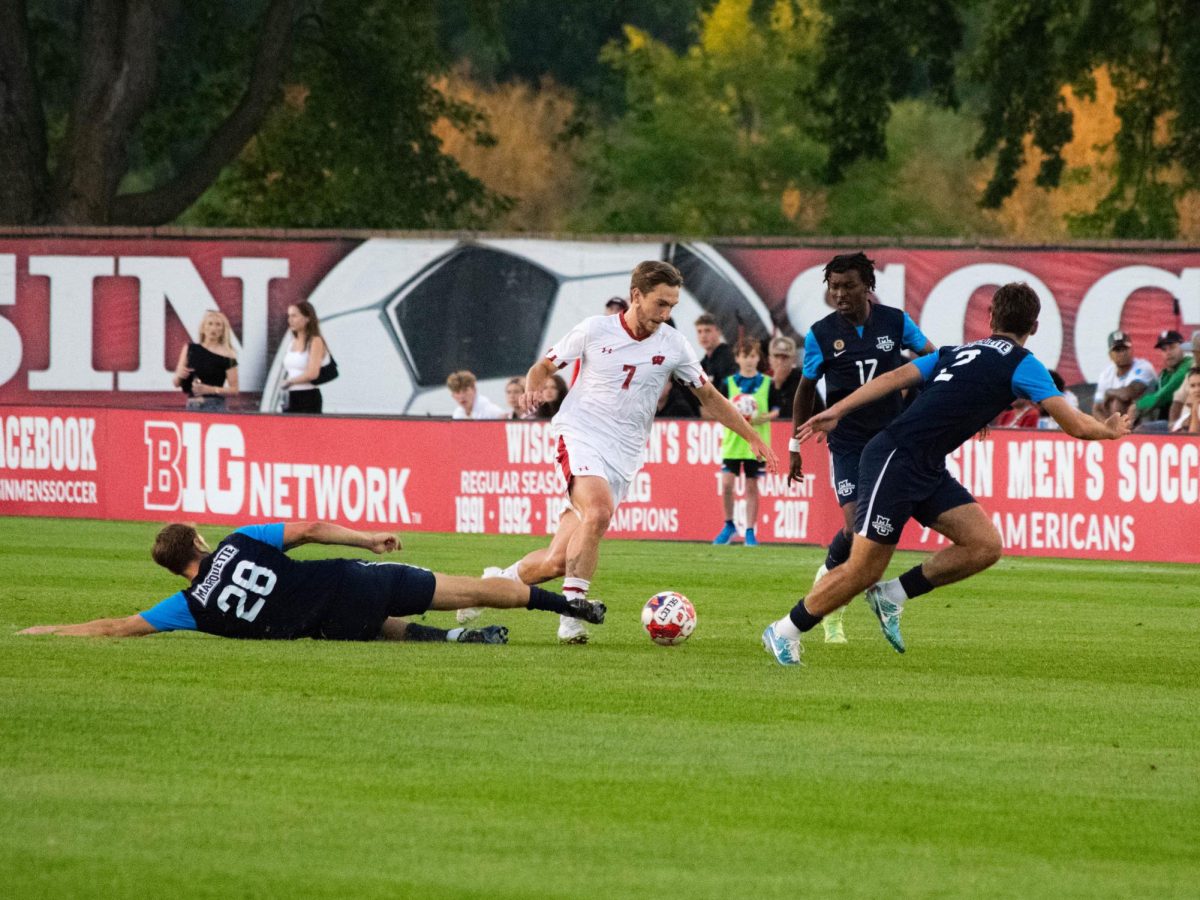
836, 479, 855, 497
872, 515, 894, 536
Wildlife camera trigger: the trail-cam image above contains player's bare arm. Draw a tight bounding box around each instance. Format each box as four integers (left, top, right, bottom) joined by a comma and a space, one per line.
282, 522, 399, 554
1041, 395, 1132, 440
522, 357, 557, 414
797, 364, 923, 443
692, 381, 780, 473
19, 614, 159, 638
788, 376, 820, 482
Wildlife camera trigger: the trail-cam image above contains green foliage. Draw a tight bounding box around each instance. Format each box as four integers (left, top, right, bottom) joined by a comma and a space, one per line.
436, 0, 712, 111
3, 517, 1199, 897
972, 0, 1200, 238
822, 100, 1001, 236
184, 0, 507, 228
575, 0, 828, 235
816, 0, 963, 182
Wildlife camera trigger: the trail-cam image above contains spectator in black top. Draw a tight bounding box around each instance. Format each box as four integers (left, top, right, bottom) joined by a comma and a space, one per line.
173, 310, 238, 411
696, 313, 736, 383
695, 314, 736, 421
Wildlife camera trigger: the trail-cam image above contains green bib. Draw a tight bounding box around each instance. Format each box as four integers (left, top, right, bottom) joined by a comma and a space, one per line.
721, 374, 771, 459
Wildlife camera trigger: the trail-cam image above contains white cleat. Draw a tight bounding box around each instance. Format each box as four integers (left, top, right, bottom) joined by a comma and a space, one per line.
458, 567, 505, 624
456, 606, 483, 624
557, 615, 589, 645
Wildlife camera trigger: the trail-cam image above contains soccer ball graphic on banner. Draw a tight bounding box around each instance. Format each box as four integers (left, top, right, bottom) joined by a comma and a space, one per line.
642, 592, 697, 646
260, 239, 774, 415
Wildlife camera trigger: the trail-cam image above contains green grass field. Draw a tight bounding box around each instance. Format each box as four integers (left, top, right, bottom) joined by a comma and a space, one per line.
1, 517, 1197, 898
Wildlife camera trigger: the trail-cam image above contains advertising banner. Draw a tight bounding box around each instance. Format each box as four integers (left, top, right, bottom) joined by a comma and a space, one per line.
2, 406, 1194, 564
1, 236, 1197, 416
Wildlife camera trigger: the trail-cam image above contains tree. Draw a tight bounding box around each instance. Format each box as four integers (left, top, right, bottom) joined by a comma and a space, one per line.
814, 0, 961, 183
970, 0, 1200, 238
576, 0, 828, 235
0, 0, 501, 227
818, 0, 1200, 238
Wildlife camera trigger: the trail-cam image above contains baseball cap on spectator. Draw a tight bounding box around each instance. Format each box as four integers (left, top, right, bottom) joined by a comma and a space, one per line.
1154, 329, 1184, 348
769, 336, 797, 357
1107, 330, 1131, 350
604, 296, 629, 313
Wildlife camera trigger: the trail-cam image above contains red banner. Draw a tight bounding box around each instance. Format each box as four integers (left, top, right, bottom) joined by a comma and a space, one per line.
2, 405, 1195, 564
1, 237, 1197, 415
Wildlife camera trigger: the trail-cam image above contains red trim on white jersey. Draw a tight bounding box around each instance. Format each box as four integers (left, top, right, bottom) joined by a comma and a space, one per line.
618, 311, 652, 342
556, 436, 574, 490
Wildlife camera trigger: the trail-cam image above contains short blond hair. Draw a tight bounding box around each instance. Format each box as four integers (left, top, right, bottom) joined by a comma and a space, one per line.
446, 370, 477, 392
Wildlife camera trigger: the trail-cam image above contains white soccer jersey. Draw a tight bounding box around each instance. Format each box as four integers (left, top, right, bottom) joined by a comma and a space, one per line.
1093, 357, 1156, 406
546, 315, 706, 481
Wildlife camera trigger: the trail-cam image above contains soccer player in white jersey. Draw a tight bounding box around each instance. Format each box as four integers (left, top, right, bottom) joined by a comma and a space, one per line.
465, 260, 779, 643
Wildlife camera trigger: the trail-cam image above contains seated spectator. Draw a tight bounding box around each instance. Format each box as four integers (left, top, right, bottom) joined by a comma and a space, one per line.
1171, 366, 1200, 433
1168, 331, 1200, 424
535, 374, 569, 419
447, 370, 506, 419
503, 376, 528, 419
1093, 330, 1156, 421
1135, 330, 1190, 431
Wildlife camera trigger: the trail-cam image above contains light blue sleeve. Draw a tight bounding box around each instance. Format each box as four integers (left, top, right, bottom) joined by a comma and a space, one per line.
1012, 356, 1062, 403
139, 592, 197, 632
234, 523, 285, 549
801, 331, 824, 379
912, 352, 941, 382
901, 313, 931, 352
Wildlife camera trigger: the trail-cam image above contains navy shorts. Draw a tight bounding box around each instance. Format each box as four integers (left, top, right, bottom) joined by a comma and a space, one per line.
828, 445, 865, 507
316, 561, 437, 640
854, 434, 975, 545
722, 458, 763, 477
715, 458, 763, 480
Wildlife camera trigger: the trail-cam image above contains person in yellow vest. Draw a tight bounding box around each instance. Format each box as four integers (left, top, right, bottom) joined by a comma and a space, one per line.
713, 338, 781, 546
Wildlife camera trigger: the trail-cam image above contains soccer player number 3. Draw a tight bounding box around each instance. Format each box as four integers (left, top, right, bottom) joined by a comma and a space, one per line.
933, 348, 982, 383
215, 561, 278, 622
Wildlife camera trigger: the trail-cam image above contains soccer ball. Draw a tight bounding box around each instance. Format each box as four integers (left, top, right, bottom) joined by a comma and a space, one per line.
642, 591, 697, 646
732, 393, 758, 419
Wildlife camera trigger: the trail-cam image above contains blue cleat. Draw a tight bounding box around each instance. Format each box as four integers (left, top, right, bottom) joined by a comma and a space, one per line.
865, 584, 905, 653
713, 522, 737, 545
761, 623, 804, 666
744, 528, 759, 547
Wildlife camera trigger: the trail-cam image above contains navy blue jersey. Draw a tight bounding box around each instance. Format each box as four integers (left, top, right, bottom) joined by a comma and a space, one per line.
183, 532, 347, 639
804, 305, 929, 452
886, 336, 1061, 469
